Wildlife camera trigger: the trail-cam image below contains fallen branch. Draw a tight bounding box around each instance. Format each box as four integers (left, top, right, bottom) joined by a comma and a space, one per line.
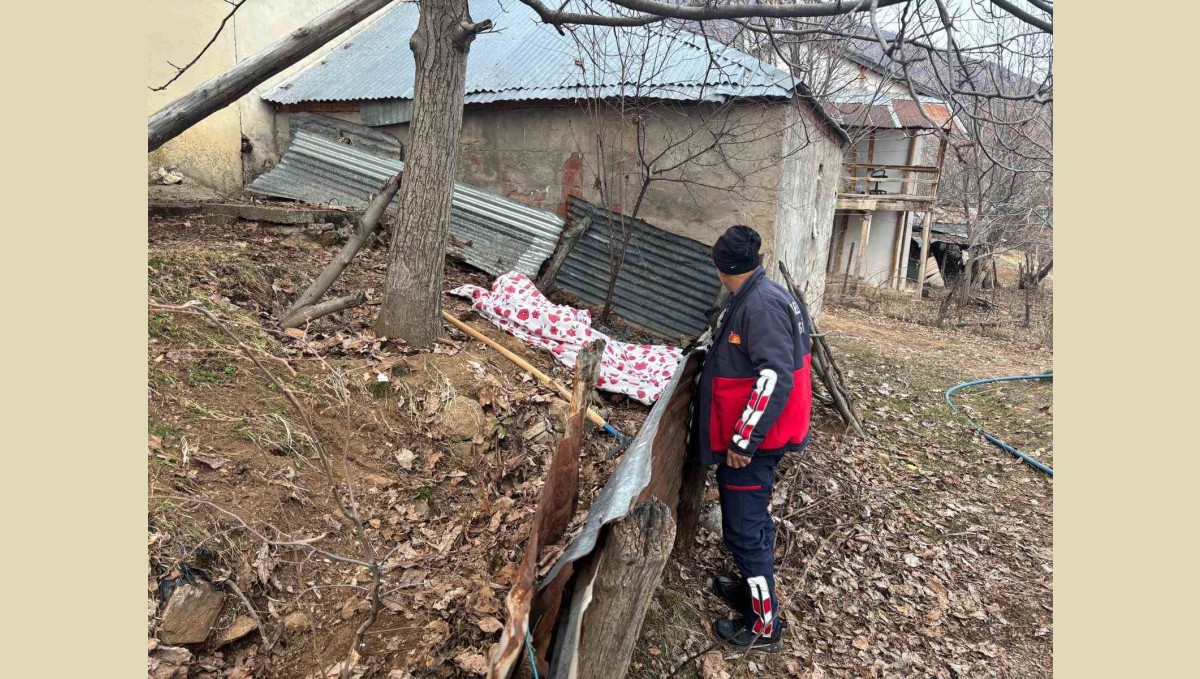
282, 173, 401, 327
282, 292, 367, 329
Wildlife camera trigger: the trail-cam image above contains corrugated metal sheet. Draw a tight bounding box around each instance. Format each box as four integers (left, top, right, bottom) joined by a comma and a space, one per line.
826, 91, 950, 130
361, 98, 412, 126
263, 0, 798, 106
246, 129, 563, 278
554, 197, 720, 339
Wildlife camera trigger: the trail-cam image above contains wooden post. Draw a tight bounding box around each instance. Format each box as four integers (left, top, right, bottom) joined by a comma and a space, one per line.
889, 213, 907, 289
901, 133, 919, 198
576, 499, 676, 679
841, 241, 855, 297
673, 443, 706, 559
932, 133, 949, 199
916, 212, 932, 298
831, 213, 849, 273
856, 212, 873, 283
898, 213, 914, 291
538, 215, 591, 294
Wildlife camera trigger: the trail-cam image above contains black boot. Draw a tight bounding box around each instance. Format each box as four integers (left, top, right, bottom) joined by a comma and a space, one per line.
710, 574, 749, 612
712, 617, 785, 652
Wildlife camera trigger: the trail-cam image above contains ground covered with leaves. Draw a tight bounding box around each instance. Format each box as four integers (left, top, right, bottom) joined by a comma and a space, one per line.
147, 215, 1052, 678
629, 307, 1053, 679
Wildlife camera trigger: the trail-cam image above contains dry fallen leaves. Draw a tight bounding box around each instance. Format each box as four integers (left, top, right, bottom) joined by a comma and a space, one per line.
699, 652, 730, 679
454, 651, 489, 675
477, 616, 504, 634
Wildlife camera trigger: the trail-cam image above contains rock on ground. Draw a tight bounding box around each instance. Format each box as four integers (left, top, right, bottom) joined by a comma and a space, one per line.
441, 396, 486, 441
157, 583, 226, 645
216, 615, 258, 647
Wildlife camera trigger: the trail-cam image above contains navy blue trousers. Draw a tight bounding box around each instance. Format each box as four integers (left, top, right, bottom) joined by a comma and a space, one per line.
717, 453, 779, 633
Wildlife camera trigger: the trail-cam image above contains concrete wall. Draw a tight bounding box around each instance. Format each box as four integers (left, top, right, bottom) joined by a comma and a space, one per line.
772, 105, 845, 313
323, 101, 808, 247
147, 0, 387, 195
831, 210, 904, 287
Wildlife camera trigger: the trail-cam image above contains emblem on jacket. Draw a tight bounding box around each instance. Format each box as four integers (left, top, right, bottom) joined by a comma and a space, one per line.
728, 331, 742, 345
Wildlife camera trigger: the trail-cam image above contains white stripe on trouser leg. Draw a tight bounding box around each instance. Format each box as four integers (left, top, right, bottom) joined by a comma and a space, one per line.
747, 575, 773, 636
732, 369, 777, 451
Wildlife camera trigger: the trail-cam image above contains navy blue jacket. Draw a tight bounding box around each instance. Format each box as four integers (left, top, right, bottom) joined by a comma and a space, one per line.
696, 267, 813, 466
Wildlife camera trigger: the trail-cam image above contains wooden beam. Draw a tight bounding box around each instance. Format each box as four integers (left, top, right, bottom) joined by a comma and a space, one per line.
916, 212, 932, 298
898, 213, 914, 291
148, 0, 395, 152
538, 215, 590, 294
856, 212, 872, 282
890, 212, 908, 290
843, 162, 941, 173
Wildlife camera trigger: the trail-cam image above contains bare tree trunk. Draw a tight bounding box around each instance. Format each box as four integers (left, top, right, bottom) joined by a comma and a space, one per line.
576, 499, 676, 679
599, 184, 650, 323
373, 0, 491, 347
148, 0, 394, 152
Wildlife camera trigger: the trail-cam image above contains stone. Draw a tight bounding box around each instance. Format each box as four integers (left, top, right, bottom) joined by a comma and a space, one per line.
216, 615, 258, 647
158, 583, 226, 645
148, 644, 192, 679
283, 611, 312, 634
441, 397, 486, 441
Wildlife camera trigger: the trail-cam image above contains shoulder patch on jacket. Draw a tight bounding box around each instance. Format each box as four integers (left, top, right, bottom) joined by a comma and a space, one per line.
728, 331, 742, 345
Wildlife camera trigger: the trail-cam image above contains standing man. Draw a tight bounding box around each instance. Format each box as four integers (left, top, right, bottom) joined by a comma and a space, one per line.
695, 225, 813, 652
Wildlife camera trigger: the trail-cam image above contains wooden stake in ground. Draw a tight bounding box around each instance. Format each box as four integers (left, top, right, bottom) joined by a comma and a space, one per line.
281, 173, 401, 328
538, 339, 605, 548
148, 0, 394, 152
576, 499, 676, 679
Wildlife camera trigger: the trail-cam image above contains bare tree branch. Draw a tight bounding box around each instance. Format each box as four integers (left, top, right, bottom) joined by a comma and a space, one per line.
150, 0, 248, 92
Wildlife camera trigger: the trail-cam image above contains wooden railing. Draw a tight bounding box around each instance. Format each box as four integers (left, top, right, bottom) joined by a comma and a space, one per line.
839, 162, 941, 201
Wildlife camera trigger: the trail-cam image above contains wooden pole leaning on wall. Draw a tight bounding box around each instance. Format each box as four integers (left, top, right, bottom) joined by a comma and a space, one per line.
148, 0, 396, 151
538, 215, 590, 295
779, 261, 866, 438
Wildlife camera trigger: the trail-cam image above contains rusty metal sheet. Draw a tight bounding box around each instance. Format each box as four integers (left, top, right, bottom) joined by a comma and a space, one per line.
891, 98, 952, 128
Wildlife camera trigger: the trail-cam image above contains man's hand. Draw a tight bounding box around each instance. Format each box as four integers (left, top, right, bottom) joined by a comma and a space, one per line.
726, 448, 752, 469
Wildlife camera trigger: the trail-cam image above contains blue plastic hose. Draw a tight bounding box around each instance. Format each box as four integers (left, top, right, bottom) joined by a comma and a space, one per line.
944, 372, 1054, 476
525, 628, 540, 679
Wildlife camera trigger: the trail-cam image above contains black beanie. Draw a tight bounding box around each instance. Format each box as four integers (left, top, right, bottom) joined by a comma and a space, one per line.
712, 225, 762, 275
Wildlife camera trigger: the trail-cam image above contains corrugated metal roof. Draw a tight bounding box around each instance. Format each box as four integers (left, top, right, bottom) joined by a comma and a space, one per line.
246, 129, 563, 278
263, 0, 798, 106
826, 90, 950, 130
554, 197, 720, 340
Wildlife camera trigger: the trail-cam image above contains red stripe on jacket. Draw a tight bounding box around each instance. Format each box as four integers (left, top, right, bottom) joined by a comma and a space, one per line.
709, 355, 811, 452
